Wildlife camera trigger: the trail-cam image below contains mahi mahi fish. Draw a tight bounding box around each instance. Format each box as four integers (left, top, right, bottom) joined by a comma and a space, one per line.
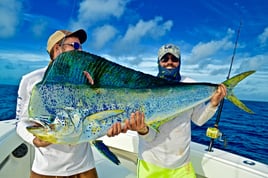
27, 50, 254, 146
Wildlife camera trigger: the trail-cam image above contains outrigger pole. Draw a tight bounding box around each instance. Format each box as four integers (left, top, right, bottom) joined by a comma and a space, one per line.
207, 21, 242, 152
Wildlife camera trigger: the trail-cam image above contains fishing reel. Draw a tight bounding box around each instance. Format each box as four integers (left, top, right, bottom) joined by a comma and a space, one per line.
206, 127, 227, 149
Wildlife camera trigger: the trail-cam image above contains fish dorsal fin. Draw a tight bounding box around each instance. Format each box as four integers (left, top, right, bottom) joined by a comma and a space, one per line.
86, 110, 124, 121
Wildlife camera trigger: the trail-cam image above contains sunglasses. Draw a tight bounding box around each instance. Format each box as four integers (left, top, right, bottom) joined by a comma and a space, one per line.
160, 55, 179, 62
164, 44, 174, 49
61, 42, 82, 50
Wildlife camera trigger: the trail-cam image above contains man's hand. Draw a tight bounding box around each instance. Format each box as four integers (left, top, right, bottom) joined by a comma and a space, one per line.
125, 111, 148, 135
210, 84, 227, 107
83, 71, 94, 85
107, 111, 148, 137
107, 122, 127, 137
33, 137, 51, 147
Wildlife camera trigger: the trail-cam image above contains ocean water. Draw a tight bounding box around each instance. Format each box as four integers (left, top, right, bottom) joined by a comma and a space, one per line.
0, 84, 267, 165
0, 84, 18, 120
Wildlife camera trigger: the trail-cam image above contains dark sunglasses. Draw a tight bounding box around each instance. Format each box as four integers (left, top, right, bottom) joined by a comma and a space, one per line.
61, 42, 82, 50
160, 55, 179, 62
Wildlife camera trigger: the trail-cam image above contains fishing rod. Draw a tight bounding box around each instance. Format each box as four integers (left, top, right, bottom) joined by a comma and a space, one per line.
206, 21, 242, 152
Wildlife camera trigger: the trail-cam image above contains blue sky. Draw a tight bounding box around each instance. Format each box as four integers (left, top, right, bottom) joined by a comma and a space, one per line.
0, 0, 267, 102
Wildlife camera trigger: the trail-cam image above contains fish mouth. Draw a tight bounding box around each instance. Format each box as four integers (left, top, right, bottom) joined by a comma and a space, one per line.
26, 119, 52, 131
26, 120, 59, 144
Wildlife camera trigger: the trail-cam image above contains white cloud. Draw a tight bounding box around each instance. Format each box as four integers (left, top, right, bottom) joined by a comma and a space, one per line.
71, 0, 129, 29
70, 0, 173, 56
237, 54, 268, 72
258, 27, 268, 46
122, 17, 172, 43
137, 60, 158, 76
91, 25, 118, 49
0, 0, 22, 38
24, 13, 64, 37
113, 17, 173, 54
31, 20, 49, 37
0, 50, 48, 62
186, 29, 234, 64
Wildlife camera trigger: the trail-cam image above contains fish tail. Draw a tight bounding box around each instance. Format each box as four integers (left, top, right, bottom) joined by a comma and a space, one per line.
222, 70, 255, 114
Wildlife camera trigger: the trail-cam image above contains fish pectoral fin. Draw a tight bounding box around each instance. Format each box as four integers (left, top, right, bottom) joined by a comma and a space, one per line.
147, 114, 181, 132
147, 122, 160, 133
91, 140, 120, 165
86, 110, 124, 121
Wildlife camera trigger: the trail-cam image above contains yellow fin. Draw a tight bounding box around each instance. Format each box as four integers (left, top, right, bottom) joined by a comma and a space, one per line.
147, 113, 182, 132
222, 70, 255, 113
36, 134, 58, 144
86, 110, 124, 121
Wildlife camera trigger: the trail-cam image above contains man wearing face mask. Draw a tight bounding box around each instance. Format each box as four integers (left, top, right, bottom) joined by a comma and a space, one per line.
117, 44, 227, 178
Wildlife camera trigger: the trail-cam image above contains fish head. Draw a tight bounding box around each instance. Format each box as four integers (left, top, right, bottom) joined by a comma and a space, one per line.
26, 108, 83, 144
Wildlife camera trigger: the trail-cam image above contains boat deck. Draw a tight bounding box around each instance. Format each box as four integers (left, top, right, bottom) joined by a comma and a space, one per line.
1, 120, 268, 178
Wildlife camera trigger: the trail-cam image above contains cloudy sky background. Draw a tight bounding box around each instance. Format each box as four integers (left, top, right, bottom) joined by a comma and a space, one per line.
0, 0, 267, 101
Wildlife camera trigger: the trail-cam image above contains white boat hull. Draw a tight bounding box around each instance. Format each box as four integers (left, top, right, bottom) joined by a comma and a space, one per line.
1, 120, 267, 178
0, 120, 33, 178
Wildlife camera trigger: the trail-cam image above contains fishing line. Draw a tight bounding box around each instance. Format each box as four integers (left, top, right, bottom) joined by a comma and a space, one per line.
207, 21, 242, 152
70, 0, 77, 23
216, 20, 242, 123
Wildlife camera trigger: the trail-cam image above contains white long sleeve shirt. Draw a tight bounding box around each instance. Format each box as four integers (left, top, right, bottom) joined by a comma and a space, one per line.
16, 67, 95, 176
138, 76, 218, 169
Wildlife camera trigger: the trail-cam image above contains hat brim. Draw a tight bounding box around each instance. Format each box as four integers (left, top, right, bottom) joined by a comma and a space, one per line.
66, 29, 87, 44
159, 52, 180, 61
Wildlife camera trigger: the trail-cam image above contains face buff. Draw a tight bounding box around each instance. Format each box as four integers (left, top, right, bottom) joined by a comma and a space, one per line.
157, 63, 181, 81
